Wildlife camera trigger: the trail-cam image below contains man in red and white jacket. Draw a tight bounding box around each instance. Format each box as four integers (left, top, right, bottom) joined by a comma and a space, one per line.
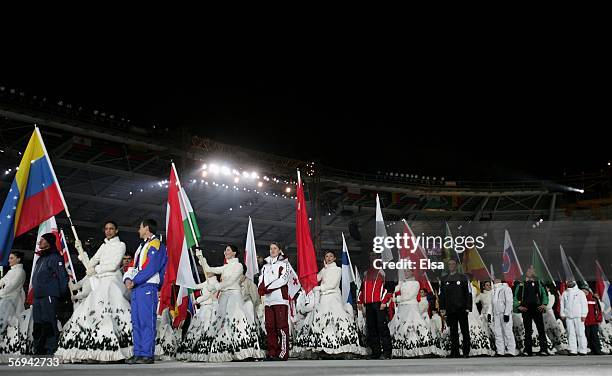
357, 253, 393, 359
258, 242, 290, 361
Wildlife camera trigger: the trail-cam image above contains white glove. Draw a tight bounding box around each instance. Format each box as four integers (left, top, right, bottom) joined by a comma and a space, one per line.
75, 239, 83, 252
86, 267, 96, 277
195, 249, 203, 258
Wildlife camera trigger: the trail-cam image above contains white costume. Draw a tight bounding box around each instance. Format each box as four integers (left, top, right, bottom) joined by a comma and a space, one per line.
293, 262, 365, 358
176, 277, 219, 361
476, 288, 495, 348
55, 236, 133, 362
155, 308, 178, 360
390, 279, 436, 358
560, 285, 588, 355
491, 282, 516, 355
543, 292, 567, 351
0, 263, 26, 354
199, 257, 264, 362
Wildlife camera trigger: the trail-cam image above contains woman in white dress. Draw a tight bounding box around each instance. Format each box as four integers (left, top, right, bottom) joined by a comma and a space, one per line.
293, 251, 365, 359
542, 285, 566, 352
0, 251, 26, 354
195, 245, 264, 362
55, 221, 133, 363
176, 272, 219, 361
155, 308, 178, 361
463, 281, 494, 356
475, 281, 495, 351
391, 270, 436, 358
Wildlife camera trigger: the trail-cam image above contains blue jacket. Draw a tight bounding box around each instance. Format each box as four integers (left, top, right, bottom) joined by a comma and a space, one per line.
32, 250, 69, 298
130, 237, 167, 289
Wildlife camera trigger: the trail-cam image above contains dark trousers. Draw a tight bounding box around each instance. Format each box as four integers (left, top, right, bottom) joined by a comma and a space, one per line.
265, 305, 289, 360
447, 311, 470, 356
32, 296, 60, 355
365, 302, 392, 357
585, 324, 602, 355
521, 304, 547, 354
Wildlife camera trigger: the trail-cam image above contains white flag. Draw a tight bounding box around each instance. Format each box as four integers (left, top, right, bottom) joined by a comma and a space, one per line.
244, 216, 259, 281
341, 233, 355, 304
375, 194, 393, 263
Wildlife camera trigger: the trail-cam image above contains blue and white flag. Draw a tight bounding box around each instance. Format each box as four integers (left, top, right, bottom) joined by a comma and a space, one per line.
341, 232, 355, 304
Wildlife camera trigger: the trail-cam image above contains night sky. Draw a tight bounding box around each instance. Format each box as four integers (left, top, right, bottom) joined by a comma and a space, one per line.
2, 60, 607, 182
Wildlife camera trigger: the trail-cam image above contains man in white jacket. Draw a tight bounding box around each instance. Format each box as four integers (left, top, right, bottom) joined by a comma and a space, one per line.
491, 277, 516, 356
560, 280, 588, 355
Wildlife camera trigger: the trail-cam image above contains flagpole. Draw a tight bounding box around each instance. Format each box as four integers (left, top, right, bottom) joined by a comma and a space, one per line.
60, 229, 78, 284
171, 162, 201, 284
533, 240, 556, 287
568, 256, 590, 291
34, 126, 88, 265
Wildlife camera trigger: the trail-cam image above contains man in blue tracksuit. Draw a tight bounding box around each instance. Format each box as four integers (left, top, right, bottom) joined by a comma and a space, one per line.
123, 219, 167, 364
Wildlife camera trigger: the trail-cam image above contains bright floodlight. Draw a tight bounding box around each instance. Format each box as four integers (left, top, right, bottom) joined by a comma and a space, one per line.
285, 187, 291, 193
251, 171, 257, 179
234, 177, 240, 183
258, 181, 263, 187
202, 163, 208, 170
221, 166, 231, 175
242, 171, 249, 178
202, 171, 208, 178
210, 164, 220, 174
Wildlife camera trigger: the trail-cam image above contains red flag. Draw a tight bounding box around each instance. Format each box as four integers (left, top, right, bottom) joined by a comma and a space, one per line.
401, 220, 432, 292
296, 170, 318, 294
159, 165, 182, 315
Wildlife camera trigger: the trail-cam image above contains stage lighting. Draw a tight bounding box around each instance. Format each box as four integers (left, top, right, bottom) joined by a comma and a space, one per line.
202, 171, 208, 178
210, 164, 220, 174
258, 181, 263, 187
242, 171, 249, 178
221, 166, 231, 176
234, 177, 240, 183
285, 187, 291, 193
251, 172, 258, 179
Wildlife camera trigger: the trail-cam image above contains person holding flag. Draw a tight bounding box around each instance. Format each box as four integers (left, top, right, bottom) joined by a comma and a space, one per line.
490, 276, 516, 356
56, 220, 133, 363
560, 279, 588, 355
258, 241, 295, 361
197, 244, 265, 362
513, 266, 550, 356
0, 250, 26, 354
582, 284, 604, 355
293, 250, 365, 359
123, 219, 168, 365
390, 269, 437, 358
439, 259, 472, 358
31, 233, 69, 355
357, 252, 393, 360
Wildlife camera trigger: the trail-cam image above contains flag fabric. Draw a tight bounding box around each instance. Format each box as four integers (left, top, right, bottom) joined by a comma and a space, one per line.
490, 264, 495, 281
286, 261, 302, 300
0, 128, 67, 266
559, 245, 575, 282
296, 170, 318, 294
375, 194, 393, 263
27, 216, 62, 304
531, 241, 555, 287
161, 163, 197, 327
401, 220, 432, 292
244, 216, 259, 282
462, 246, 491, 281
180, 187, 201, 248
501, 230, 523, 286
595, 260, 611, 320
59, 229, 77, 283
443, 222, 463, 274
341, 233, 355, 304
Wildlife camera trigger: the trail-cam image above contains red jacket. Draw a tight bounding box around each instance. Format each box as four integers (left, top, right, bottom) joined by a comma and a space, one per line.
585, 291, 603, 325
358, 268, 392, 305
